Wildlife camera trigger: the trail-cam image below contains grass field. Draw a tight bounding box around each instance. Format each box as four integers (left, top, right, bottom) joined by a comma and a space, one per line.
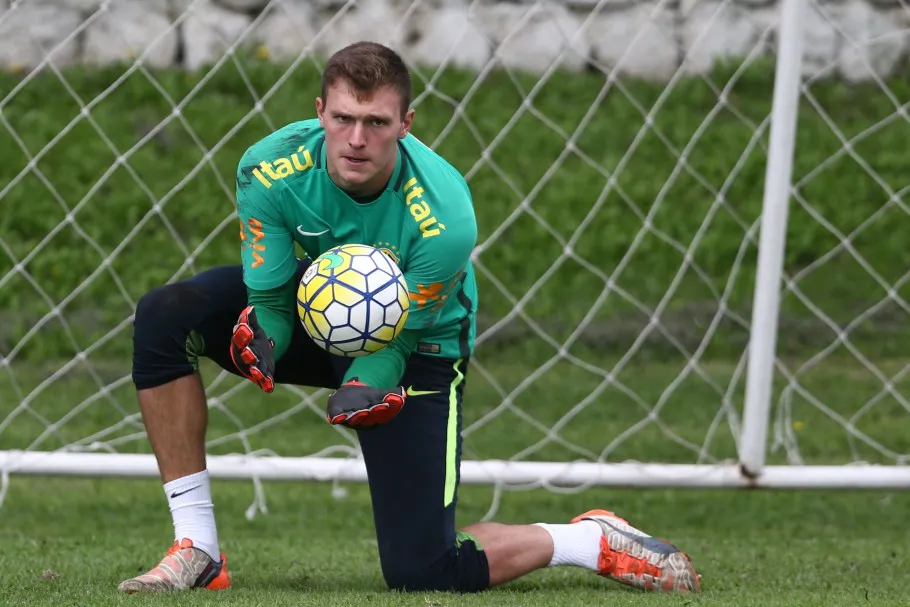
2, 476, 908, 607
2, 354, 909, 606
3, 36, 910, 607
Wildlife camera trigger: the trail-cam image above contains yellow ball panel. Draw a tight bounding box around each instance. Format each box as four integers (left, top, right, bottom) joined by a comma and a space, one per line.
372, 324, 396, 343
308, 283, 334, 312
395, 308, 409, 334
336, 269, 367, 293
396, 283, 410, 313
300, 273, 328, 300
332, 283, 362, 307
339, 244, 375, 257
361, 339, 387, 354
302, 310, 322, 340
308, 310, 332, 341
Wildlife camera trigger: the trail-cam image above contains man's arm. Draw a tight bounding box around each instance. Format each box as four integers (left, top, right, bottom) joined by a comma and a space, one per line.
237, 168, 297, 360
229, 164, 298, 391
339, 328, 420, 388
246, 278, 296, 359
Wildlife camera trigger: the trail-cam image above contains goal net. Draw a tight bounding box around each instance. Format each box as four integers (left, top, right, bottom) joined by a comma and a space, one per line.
1, 0, 909, 513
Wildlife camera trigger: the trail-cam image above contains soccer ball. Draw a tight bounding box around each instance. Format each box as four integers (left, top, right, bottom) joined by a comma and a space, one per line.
297, 243, 410, 357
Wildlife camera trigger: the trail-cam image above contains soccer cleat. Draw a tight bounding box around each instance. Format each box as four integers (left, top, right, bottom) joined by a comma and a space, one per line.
117, 538, 230, 593
571, 509, 700, 593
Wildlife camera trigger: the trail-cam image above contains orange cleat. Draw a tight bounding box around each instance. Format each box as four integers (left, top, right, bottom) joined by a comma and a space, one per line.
571, 509, 700, 593
117, 538, 230, 593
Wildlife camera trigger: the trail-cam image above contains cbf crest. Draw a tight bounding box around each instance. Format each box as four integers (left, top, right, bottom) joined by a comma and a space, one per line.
373, 242, 401, 266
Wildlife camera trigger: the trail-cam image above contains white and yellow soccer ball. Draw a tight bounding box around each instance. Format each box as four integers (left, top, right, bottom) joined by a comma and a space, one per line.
297, 243, 410, 357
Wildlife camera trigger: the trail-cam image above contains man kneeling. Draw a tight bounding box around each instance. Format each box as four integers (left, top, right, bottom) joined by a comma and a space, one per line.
119, 41, 701, 595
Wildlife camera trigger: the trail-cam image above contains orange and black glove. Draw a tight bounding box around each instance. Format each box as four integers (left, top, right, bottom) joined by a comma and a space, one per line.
326, 379, 406, 428
230, 305, 275, 393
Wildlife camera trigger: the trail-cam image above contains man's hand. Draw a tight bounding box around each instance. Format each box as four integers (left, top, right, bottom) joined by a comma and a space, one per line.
326, 379, 406, 428
230, 305, 276, 393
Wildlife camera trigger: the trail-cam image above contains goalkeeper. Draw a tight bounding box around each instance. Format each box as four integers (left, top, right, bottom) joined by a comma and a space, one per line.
120, 41, 700, 595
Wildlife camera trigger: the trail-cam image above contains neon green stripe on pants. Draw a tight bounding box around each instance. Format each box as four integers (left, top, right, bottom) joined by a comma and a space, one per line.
444, 358, 465, 507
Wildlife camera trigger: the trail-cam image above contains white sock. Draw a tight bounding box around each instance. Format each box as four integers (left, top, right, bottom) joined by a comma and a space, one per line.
534, 521, 601, 570
163, 470, 220, 562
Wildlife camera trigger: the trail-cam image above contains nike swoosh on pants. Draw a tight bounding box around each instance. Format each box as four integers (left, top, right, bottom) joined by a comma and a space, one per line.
406, 386, 440, 397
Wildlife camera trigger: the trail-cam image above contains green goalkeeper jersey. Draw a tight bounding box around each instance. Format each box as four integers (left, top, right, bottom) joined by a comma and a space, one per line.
234, 118, 478, 389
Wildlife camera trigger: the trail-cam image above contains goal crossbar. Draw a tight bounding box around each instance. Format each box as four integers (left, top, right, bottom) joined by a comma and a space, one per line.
3, 452, 910, 489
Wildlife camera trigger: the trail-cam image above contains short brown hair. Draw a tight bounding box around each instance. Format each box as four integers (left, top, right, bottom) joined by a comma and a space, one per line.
321, 42, 412, 119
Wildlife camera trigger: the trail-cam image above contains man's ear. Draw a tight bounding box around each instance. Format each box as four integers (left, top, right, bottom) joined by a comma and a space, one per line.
316, 97, 325, 127
399, 108, 415, 139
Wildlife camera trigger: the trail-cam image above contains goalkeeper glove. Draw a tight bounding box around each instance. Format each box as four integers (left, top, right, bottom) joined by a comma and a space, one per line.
230, 305, 276, 393
326, 379, 406, 428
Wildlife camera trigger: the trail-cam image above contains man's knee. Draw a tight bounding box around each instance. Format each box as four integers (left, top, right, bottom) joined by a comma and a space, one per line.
132, 282, 207, 391
380, 533, 489, 593
135, 282, 198, 326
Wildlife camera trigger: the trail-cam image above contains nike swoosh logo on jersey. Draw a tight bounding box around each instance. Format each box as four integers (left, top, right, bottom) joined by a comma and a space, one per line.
297, 226, 328, 237
406, 386, 440, 397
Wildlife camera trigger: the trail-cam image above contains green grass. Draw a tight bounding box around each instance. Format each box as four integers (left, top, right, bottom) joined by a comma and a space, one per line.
2, 469, 908, 606
2, 352, 910, 605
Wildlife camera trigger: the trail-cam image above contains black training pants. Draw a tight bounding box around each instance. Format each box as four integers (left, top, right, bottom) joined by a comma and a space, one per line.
131, 260, 490, 592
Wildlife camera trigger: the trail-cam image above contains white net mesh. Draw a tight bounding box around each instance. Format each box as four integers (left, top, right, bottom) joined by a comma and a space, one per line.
0, 0, 908, 514
767, 0, 910, 469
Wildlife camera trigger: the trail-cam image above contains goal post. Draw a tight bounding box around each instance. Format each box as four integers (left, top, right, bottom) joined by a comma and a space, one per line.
1, 0, 910, 511
739, 0, 807, 479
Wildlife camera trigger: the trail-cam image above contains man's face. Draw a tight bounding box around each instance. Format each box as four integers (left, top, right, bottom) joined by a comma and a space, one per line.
316, 80, 414, 197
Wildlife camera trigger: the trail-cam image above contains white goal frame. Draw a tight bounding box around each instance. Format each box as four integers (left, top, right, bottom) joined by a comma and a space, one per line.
2, 0, 910, 493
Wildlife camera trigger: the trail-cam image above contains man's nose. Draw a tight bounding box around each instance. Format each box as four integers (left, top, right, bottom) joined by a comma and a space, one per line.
349, 123, 366, 147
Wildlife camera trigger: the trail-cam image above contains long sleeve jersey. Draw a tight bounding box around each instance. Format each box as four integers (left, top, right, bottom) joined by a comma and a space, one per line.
234, 119, 478, 388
